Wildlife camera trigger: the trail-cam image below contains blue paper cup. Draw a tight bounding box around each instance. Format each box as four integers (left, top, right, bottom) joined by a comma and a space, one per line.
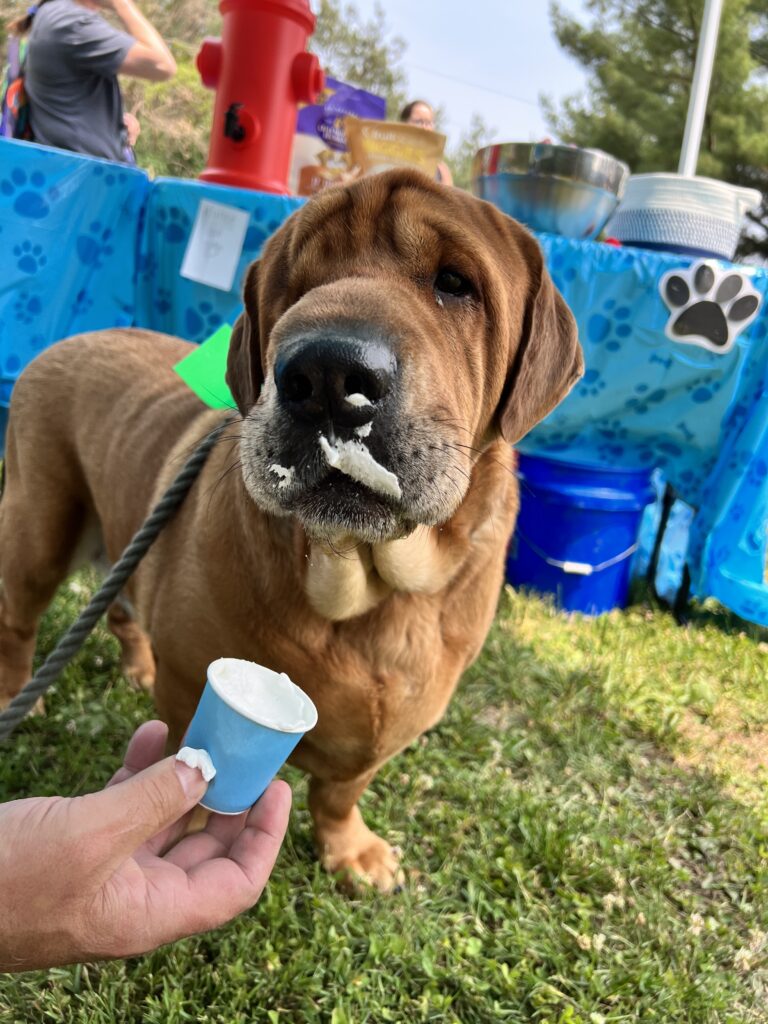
181, 658, 318, 815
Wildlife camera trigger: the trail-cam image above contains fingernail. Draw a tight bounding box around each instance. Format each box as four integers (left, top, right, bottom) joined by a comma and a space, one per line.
175, 747, 216, 796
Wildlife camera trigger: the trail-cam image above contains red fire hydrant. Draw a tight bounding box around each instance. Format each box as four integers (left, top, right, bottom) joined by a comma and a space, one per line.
197, 0, 324, 194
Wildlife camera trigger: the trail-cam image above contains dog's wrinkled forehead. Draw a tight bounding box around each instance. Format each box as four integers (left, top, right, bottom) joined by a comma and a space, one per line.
259, 169, 527, 311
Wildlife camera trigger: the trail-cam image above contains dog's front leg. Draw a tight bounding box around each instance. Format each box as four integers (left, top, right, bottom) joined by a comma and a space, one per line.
304, 539, 391, 621
107, 601, 156, 692
308, 771, 403, 892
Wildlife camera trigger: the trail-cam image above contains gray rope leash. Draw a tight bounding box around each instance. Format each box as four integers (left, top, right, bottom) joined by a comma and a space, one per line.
0, 422, 227, 742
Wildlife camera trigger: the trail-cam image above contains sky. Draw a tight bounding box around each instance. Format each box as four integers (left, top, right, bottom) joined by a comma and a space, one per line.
348, 0, 592, 148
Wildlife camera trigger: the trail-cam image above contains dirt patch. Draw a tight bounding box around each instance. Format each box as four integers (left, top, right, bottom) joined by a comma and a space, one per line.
676, 709, 768, 806
474, 703, 524, 731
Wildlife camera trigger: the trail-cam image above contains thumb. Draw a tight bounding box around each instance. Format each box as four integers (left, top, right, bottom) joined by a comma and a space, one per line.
84, 755, 209, 861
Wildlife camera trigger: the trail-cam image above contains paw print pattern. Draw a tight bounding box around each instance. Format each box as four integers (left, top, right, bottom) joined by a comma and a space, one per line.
625, 385, 667, 416
596, 419, 629, 442
0, 168, 50, 218
156, 206, 190, 244
577, 368, 606, 397
596, 439, 626, 460
660, 261, 762, 354
76, 222, 114, 268
586, 299, 632, 353
548, 248, 580, 292
539, 430, 581, 454
14, 291, 43, 324
684, 375, 724, 405
14, 241, 47, 274
92, 165, 117, 187
136, 251, 159, 282
184, 301, 222, 341
154, 287, 173, 315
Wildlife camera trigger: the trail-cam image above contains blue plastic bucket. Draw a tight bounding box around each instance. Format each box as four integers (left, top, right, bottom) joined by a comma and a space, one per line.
507, 453, 655, 615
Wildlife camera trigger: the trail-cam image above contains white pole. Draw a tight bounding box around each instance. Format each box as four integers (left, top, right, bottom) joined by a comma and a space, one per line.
678, 0, 723, 176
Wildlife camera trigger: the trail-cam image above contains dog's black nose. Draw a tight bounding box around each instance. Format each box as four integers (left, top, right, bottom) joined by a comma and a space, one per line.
274, 338, 396, 429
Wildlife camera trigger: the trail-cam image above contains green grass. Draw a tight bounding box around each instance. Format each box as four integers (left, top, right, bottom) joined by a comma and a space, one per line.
2, 577, 768, 1023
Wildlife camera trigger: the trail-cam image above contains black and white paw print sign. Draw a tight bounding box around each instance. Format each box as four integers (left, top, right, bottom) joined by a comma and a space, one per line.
660, 261, 762, 354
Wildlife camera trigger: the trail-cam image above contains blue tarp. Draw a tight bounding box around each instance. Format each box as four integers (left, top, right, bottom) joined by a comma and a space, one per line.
528, 235, 768, 510
1, 137, 767, 625
0, 138, 149, 411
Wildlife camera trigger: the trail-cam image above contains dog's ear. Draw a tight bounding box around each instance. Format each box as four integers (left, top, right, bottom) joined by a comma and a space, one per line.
499, 235, 583, 445
227, 261, 265, 417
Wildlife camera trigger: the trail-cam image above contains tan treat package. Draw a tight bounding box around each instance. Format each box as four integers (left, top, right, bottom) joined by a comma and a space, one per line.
344, 117, 446, 179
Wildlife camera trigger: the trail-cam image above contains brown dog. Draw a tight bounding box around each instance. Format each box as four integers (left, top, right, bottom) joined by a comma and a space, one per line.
0, 169, 582, 889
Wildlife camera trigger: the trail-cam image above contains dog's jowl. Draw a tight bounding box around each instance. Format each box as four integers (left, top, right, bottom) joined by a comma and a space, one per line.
0, 169, 582, 890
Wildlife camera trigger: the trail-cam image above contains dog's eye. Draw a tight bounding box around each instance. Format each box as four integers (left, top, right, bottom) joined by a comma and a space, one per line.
434, 268, 473, 299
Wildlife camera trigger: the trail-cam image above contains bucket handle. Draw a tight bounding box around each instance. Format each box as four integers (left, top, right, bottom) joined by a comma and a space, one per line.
515, 529, 640, 575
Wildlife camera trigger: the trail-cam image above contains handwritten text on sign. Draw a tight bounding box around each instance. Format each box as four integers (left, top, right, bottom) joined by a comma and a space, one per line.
180, 199, 250, 293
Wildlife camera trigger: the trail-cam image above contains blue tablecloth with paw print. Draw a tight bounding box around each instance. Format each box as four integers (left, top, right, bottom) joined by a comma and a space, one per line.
132, 177, 302, 342
522, 235, 768, 625
0, 139, 149, 413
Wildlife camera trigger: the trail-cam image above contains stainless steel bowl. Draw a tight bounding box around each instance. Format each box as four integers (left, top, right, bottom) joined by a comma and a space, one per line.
472, 142, 630, 239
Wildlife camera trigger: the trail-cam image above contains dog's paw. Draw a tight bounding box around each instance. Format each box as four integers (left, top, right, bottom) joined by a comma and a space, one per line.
116, 637, 156, 692
122, 660, 156, 693
320, 830, 405, 893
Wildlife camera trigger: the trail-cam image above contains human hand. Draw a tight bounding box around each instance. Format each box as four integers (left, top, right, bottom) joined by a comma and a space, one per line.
123, 111, 140, 146
0, 720, 291, 972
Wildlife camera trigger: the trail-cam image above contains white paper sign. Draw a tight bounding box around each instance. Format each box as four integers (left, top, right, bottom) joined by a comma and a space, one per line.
180, 199, 250, 293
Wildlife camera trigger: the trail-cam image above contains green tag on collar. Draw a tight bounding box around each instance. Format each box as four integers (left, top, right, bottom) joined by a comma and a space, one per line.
173, 323, 235, 409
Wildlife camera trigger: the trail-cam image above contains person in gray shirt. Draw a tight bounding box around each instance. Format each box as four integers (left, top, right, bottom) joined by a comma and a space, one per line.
7, 0, 176, 162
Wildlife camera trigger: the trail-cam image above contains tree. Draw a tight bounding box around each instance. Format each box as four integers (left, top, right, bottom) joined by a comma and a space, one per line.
121, 45, 212, 180
310, 0, 408, 117
447, 113, 495, 192
543, 0, 768, 260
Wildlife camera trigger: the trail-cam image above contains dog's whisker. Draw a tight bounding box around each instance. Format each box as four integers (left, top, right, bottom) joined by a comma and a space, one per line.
213, 429, 245, 446
431, 417, 475, 438
209, 460, 244, 497
439, 452, 473, 485
443, 440, 484, 459
442, 468, 467, 508
204, 459, 244, 508
167, 417, 241, 469
446, 441, 519, 482
441, 442, 480, 470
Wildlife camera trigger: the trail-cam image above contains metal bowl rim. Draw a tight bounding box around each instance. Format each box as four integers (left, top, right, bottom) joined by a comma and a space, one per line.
473, 142, 630, 194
